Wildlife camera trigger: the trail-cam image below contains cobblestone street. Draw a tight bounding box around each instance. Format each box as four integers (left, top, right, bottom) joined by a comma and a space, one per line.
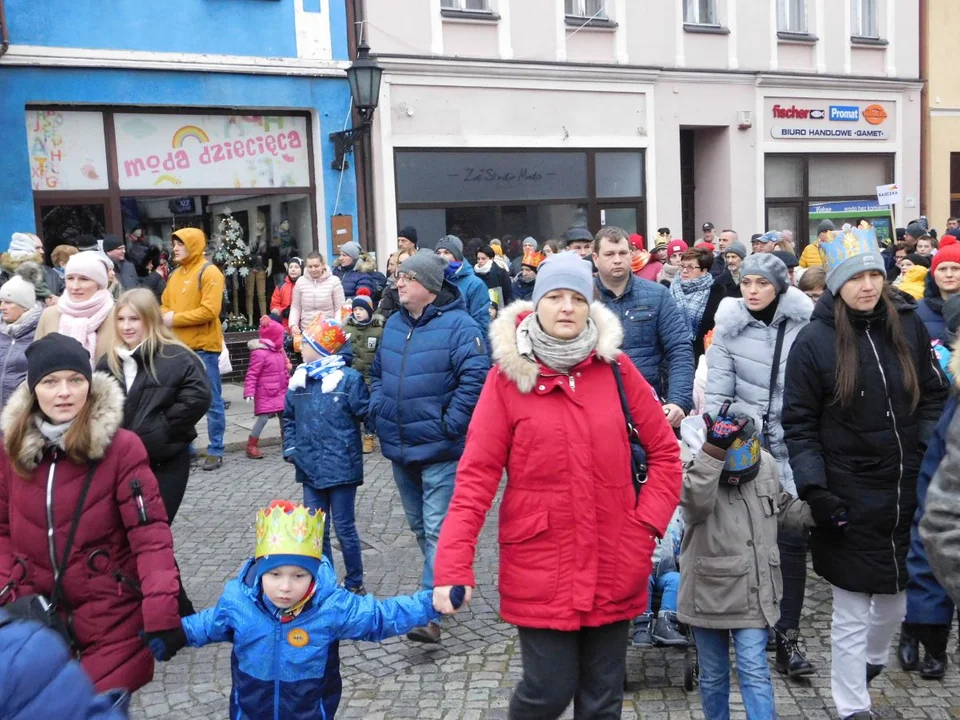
131, 450, 960, 720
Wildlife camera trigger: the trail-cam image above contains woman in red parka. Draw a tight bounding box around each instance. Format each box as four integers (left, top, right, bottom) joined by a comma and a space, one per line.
433, 252, 682, 719
0, 332, 182, 693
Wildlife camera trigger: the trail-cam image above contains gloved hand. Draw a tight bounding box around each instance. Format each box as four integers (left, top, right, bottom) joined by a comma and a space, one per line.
140, 627, 187, 662
702, 401, 750, 451
805, 488, 849, 531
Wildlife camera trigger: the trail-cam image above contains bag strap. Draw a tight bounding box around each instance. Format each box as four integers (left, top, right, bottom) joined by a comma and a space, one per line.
763, 322, 788, 425
50, 462, 98, 607
611, 361, 647, 501
197, 261, 211, 291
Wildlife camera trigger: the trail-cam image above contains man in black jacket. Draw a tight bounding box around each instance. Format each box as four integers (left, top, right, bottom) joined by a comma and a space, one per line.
102, 234, 139, 291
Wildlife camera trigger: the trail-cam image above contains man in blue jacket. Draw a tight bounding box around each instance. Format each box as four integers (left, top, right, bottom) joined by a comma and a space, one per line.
435, 235, 491, 339
593, 227, 695, 424
368, 250, 489, 644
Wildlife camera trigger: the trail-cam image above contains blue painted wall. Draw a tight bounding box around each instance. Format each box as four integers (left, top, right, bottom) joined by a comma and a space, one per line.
0, 67, 358, 258
6, 0, 300, 58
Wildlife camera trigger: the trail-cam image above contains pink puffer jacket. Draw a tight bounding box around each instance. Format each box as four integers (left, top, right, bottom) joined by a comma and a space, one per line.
289, 270, 344, 333
243, 318, 290, 415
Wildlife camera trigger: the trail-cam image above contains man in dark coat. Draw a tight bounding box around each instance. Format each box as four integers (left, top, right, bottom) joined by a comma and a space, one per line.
102, 234, 139, 291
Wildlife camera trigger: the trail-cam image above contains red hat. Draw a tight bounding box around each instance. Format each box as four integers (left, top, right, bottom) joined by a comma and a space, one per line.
696, 241, 715, 253
940, 235, 958, 249
667, 239, 689, 257
629, 233, 645, 251
931, 244, 960, 275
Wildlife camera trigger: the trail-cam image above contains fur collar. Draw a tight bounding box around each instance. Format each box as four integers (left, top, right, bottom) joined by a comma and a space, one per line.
490, 300, 623, 393
1, 372, 124, 471
712, 286, 813, 340
951, 344, 960, 393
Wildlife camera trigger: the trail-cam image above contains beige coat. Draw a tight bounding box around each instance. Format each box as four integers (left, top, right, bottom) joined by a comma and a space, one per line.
288, 270, 345, 334
34, 305, 111, 363
677, 448, 813, 630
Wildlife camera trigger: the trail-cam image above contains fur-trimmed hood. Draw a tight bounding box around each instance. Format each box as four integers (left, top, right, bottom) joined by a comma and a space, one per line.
712, 286, 813, 341
490, 300, 623, 393
951, 344, 960, 392
356, 253, 377, 274
0, 372, 124, 471
0, 252, 43, 275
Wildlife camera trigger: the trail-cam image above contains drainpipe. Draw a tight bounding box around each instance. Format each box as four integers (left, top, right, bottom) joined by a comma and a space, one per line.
918, 0, 928, 217
0, 0, 10, 60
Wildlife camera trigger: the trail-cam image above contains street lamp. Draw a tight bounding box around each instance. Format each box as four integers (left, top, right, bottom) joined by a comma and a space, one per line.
331, 41, 383, 171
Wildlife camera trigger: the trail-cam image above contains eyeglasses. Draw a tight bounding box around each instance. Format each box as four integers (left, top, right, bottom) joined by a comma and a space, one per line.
396, 273, 413, 285
679, 264, 700, 273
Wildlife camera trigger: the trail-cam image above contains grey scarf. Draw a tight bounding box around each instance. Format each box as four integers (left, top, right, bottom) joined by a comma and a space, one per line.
34, 415, 73, 449
516, 313, 598, 374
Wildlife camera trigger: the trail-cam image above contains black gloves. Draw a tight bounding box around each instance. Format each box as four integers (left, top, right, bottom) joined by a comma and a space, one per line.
805, 488, 849, 531
703, 401, 750, 451
141, 627, 187, 661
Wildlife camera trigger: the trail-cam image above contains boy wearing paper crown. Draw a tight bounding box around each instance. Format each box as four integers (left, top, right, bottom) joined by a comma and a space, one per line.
511, 249, 544, 302
678, 403, 814, 720
283, 317, 371, 595
147, 501, 453, 719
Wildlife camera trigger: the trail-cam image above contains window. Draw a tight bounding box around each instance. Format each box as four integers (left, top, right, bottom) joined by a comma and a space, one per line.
777, 0, 807, 33
565, 0, 606, 20
851, 0, 878, 38
684, 0, 718, 25
441, 0, 489, 10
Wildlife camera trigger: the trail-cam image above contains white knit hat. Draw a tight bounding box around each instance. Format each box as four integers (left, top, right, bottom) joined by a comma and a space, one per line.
0, 275, 36, 309
9, 233, 39, 260
64, 250, 111, 289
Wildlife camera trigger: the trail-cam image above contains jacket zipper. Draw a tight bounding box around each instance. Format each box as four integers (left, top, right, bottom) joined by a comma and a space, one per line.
864, 325, 904, 592
396, 325, 416, 463
45, 450, 59, 581
273, 622, 282, 720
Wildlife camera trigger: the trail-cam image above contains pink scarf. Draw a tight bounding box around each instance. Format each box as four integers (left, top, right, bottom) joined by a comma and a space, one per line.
57, 289, 114, 360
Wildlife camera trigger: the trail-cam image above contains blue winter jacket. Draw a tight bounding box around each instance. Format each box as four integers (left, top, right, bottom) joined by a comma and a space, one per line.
182, 557, 438, 720
282, 365, 369, 489
595, 276, 696, 412
0, 611, 129, 719
906, 394, 958, 625
369, 284, 490, 465
445, 262, 491, 339
512, 275, 534, 302
916, 272, 946, 341
333, 265, 387, 302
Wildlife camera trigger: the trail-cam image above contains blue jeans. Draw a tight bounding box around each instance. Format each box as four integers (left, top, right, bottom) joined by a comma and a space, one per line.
647, 571, 680, 614
197, 350, 225, 457
391, 460, 458, 592
302, 483, 364, 589
692, 627, 776, 720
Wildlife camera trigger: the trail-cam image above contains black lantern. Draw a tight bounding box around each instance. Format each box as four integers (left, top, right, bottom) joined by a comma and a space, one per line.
331, 41, 382, 171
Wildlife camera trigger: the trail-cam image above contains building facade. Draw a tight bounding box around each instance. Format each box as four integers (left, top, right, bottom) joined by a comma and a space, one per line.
0, 0, 357, 261
362, 0, 920, 257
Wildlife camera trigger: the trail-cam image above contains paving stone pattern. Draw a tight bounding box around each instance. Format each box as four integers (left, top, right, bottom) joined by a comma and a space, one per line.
131, 450, 960, 719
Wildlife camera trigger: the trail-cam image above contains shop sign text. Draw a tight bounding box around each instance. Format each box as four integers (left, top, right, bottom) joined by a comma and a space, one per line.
771, 126, 888, 140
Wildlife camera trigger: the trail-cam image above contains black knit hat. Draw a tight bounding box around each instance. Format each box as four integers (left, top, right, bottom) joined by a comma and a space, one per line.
26, 333, 92, 392
398, 226, 419, 246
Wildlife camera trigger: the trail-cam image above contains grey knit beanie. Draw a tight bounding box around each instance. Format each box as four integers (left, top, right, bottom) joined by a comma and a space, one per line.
522, 236, 539, 251
435, 235, 464, 262
399, 250, 447, 295
532, 252, 594, 308
724, 241, 747, 260
740, 253, 789, 295
340, 241, 361, 261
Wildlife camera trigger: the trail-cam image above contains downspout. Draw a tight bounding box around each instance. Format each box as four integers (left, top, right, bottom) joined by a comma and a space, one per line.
918, 0, 928, 217
0, 0, 10, 60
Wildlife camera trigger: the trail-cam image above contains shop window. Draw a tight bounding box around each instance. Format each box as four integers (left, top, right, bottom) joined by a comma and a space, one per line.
851, 0, 878, 39
777, 0, 807, 34
596, 152, 644, 199
565, 0, 606, 20
765, 156, 804, 198
808, 154, 889, 197
441, 0, 490, 11
684, 0, 718, 25
38, 203, 107, 246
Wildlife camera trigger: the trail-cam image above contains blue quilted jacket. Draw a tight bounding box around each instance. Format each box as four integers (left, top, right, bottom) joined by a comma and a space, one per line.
595, 276, 695, 412
445, 262, 491, 339
182, 558, 438, 720
282, 366, 369, 489
369, 284, 489, 465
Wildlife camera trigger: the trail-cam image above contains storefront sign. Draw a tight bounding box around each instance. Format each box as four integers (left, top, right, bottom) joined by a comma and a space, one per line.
771, 127, 888, 140
25, 110, 109, 191
876, 183, 901, 206
766, 98, 895, 141
114, 113, 310, 190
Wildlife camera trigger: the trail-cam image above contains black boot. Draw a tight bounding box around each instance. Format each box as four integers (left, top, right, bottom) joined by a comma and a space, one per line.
775, 628, 814, 678
919, 651, 948, 680
866, 663, 884, 684
898, 623, 920, 671
632, 613, 654, 648
652, 611, 689, 647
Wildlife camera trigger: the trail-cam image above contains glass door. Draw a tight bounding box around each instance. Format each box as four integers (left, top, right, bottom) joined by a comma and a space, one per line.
36, 200, 108, 252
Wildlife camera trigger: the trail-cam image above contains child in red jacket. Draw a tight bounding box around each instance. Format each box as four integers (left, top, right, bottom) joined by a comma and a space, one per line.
244, 316, 291, 458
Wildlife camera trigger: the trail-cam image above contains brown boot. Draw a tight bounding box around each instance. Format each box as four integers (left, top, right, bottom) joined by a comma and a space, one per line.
246, 436, 264, 459
362, 434, 375, 454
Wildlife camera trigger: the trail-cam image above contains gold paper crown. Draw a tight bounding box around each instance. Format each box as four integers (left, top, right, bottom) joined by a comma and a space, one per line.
818, 228, 881, 273
255, 502, 325, 560
521, 250, 545, 270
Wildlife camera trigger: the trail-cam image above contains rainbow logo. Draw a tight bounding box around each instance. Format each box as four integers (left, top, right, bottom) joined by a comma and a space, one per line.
171, 125, 210, 148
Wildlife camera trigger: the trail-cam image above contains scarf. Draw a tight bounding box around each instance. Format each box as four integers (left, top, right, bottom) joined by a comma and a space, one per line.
747, 295, 781, 326
444, 262, 463, 282
115, 345, 141, 391
288, 355, 346, 393
631, 251, 651, 274
670, 273, 713, 335
34, 415, 73, 449
57, 289, 114, 360
474, 259, 493, 275
516, 312, 598, 374
660, 263, 679, 284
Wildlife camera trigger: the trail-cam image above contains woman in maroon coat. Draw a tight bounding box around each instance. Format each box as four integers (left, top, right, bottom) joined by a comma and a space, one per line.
433, 252, 682, 719
0, 333, 181, 693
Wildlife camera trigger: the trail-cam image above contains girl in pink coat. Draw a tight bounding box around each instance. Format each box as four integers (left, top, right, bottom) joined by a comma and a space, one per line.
243, 316, 291, 458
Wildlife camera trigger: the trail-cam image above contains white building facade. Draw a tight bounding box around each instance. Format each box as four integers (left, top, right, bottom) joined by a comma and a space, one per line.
362, 0, 920, 256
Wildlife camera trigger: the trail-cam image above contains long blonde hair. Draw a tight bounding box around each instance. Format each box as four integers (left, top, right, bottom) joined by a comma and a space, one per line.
103, 289, 197, 381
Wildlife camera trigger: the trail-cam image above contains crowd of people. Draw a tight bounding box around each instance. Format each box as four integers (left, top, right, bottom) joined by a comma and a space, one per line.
1, 213, 960, 720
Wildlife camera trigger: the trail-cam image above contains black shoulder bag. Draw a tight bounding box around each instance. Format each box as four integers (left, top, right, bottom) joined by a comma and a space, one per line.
4, 462, 98, 652
612, 362, 648, 506
761, 323, 788, 451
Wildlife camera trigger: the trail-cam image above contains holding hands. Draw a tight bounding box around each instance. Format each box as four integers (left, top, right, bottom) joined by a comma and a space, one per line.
432, 585, 471, 615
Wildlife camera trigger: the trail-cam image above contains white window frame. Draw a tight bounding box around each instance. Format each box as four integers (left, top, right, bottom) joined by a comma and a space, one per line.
565, 0, 607, 20
684, 0, 719, 26
440, 0, 491, 12
851, 0, 879, 38
777, 0, 808, 33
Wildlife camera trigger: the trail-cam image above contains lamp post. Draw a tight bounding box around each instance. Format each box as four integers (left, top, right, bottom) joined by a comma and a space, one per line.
330, 41, 383, 171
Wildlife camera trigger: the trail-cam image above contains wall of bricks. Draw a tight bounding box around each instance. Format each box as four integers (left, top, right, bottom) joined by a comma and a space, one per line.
221, 331, 257, 384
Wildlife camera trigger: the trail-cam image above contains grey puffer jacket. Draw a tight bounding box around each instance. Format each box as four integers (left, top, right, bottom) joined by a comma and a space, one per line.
678, 445, 813, 630
704, 287, 813, 496
0, 304, 42, 408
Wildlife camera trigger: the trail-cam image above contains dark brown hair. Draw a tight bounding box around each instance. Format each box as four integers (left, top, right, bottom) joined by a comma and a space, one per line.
833, 286, 919, 411
5, 386, 97, 478
593, 226, 630, 254
680, 248, 713, 272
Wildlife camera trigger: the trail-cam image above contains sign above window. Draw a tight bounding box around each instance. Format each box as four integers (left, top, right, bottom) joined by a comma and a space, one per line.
765, 98, 895, 141
25, 110, 109, 192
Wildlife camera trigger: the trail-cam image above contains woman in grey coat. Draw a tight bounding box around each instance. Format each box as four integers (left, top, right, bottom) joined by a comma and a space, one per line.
0, 267, 43, 408
704, 252, 815, 679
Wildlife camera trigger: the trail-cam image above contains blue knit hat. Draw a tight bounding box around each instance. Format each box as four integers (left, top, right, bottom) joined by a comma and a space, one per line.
532, 252, 594, 307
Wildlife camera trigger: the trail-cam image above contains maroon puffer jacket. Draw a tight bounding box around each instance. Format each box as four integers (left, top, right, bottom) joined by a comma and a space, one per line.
0, 373, 180, 693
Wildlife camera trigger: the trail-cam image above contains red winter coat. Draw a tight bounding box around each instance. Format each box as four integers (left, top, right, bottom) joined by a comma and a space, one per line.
270, 276, 296, 332
0, 373, 180, 693
434, 301, 682, 630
